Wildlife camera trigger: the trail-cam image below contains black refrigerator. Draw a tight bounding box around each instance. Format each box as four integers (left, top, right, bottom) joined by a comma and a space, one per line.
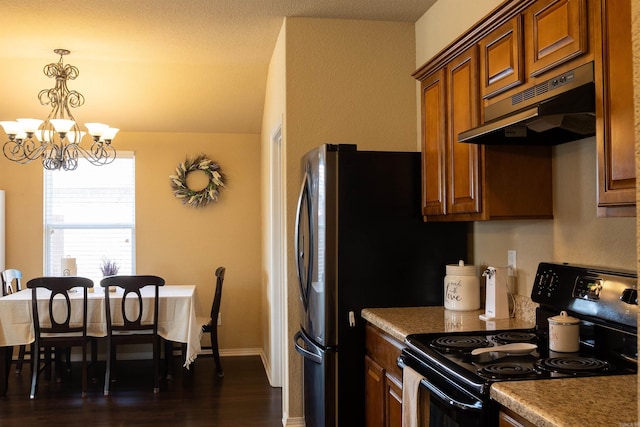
293, 144, 470, 427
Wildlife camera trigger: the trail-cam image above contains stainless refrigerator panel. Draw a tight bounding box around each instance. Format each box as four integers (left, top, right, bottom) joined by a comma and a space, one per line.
294, 144, 470, 426
296, 145, 336, 347
294, 330, 337, 427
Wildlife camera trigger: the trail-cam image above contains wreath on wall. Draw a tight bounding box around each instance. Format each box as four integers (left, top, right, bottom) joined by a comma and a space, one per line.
170, 154, 226, 208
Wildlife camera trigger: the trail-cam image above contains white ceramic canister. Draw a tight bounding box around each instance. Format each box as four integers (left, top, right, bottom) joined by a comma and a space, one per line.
548, 310, 580, 352
444, 260, 480, 311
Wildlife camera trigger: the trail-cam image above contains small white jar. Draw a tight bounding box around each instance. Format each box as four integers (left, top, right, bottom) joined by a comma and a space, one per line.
444, 260, 480, 311
548, 311, 580, 352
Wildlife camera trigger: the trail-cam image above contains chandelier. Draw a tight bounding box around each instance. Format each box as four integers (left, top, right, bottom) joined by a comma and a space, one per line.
0, 49, 118, 171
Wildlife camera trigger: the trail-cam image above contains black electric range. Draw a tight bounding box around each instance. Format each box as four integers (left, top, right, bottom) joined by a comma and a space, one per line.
398, 262, 638, 426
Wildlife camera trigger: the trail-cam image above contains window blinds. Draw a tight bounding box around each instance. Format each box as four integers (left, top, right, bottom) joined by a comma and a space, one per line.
43, 152, 135, 283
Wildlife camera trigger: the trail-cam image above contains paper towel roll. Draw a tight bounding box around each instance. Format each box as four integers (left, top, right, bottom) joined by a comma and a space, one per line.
61, 257, 77, 276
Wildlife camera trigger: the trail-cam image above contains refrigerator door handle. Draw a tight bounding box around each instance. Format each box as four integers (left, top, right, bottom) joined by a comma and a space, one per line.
294, 171, 314, 310
294, 331, 323, 364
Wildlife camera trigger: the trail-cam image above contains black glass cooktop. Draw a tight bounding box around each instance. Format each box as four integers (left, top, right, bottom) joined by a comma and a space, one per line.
402, 329, 635, 396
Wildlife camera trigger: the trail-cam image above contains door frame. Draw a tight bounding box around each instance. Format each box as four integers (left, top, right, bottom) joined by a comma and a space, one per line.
268, 124, 285, 387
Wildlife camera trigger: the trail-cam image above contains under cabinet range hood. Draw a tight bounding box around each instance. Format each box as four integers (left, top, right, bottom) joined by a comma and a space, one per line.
459, 61, 596, 145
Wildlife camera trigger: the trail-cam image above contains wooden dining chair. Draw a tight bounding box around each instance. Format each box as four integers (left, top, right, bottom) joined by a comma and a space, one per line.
164, 266, 225, 378
1, 268, 31, 374
203, 266, 225, 377
1, 268, 22, 296
26, 276, 94, 399
100, 275, 165, 395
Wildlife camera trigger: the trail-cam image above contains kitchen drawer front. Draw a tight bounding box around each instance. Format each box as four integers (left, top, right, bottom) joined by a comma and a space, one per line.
365, 323, 404, 381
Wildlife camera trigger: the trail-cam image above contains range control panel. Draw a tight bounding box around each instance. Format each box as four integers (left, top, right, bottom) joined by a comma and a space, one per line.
532, 262, 637, 328
573, 276, 603, 301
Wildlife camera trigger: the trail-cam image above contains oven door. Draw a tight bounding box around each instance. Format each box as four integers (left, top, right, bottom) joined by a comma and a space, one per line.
398, 353, 490, 427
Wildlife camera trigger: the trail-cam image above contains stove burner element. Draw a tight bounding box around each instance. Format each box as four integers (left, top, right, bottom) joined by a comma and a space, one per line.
493, 331, 538, 344
478, 363, 536, 379
430, 336, 491, 353
535, 357, 612, 375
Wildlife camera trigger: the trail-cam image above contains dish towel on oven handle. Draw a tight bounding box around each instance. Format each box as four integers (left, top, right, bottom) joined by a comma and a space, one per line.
402, 365, 425, 427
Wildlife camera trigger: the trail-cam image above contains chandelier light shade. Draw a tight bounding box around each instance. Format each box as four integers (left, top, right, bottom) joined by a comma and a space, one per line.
1, 49, 118, 171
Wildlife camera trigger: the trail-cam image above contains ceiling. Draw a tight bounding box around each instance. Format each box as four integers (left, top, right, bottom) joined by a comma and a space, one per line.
0, 0, 436, 136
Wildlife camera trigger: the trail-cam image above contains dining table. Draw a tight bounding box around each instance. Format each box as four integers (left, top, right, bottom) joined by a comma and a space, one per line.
0, 284, 204, 396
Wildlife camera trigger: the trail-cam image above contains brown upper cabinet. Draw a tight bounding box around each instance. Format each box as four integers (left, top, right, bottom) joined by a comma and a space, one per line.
421, 68, 448, 217
596, 0, 636, 216
420, 46, 483, 219
415, 0, 634, 221
479, 16, 525, 100
447, 48, 482, 217
525, 0, 589, 77
420, 44, 552, 222
417, 1, 553, 222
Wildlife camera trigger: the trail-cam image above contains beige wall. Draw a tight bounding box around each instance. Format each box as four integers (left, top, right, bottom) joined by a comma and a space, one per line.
0, 131, 263, 352
415, 0, 503, 63
416, 0, 636, 298
266, 16, 418, 424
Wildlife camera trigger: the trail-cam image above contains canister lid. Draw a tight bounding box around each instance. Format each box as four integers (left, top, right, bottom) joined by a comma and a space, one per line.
548, 310, 579, 325
446, 260, 478, 276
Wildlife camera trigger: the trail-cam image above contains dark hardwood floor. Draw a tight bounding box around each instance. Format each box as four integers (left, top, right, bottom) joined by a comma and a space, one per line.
0, 355, 282, 427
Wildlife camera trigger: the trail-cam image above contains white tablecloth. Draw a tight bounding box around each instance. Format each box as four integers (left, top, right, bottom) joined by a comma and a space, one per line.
0, 285, 203, 368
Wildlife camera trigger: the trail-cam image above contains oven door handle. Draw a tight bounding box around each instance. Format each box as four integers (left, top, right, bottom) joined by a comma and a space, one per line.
420, 377, 483, 412
399, 356, 483, 412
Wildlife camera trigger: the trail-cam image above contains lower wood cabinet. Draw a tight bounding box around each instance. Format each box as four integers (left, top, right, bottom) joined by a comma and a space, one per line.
365, 324, 404, 427
498, 406, 537, 427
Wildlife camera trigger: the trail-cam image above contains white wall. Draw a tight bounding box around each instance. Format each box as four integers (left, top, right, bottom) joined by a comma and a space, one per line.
261, 16, 288, 414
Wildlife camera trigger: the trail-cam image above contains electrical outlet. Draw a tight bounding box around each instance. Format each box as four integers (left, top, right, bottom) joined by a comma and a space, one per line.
217, 312, 222, 326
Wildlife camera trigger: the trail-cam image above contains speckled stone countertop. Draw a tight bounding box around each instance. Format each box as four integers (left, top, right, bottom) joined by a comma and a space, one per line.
492, 375, 637, 427
361, 306, 534, 342
361, 305, 638, 427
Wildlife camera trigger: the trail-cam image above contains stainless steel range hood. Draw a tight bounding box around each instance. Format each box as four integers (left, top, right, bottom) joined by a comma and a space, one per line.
459, 62, 595, 145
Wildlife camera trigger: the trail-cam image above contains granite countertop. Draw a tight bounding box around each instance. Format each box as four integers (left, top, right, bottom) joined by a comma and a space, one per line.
492, 375, 637, 427
361, 306, 534, 342
361, 305, 638, 427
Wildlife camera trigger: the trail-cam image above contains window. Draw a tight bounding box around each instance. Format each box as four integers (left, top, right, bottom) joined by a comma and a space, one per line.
44, 152, 135, 284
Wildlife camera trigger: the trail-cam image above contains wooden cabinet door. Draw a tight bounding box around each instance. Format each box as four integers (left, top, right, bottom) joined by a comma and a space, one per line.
365, 325, 405, 426
385, 374, 403, 427
365, 355, 385, 427
597, 0, 635, 214
446, 46, 482, 217
525, 0, 588, 77
421, 69, 447, 217
479, 15, 524, 99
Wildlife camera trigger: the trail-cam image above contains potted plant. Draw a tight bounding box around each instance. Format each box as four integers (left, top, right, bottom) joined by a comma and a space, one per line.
100, 259, 119, 277
100, 259, 119, 292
